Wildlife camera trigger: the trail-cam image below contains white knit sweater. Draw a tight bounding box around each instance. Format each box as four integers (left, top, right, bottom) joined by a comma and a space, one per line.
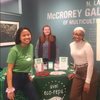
70, 40, 94, 84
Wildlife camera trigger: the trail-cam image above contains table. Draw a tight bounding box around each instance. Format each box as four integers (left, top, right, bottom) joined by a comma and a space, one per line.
0, 66, 100, 100
32, 67, 73, 100
0, 65, 73, 100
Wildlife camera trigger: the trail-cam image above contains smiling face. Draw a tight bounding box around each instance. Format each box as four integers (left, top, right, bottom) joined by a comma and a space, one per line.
43, 26, 50, 36
20, 29, 31, 47
73, 30, 84, 42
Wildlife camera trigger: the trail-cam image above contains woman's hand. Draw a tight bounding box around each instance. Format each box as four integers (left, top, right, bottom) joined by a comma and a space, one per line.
7, 92, 15, 100
84, 83, 90, 93
28, 75, 33, 82
68, 73, 75, 80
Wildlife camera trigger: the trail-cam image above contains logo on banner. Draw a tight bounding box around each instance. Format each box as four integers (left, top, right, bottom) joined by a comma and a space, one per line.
42, 80, 66, 100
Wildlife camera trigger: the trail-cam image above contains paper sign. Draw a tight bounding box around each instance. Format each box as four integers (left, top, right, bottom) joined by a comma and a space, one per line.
34, 58, 43, 72
47, 61, 54, 70
59, 57, 69, 70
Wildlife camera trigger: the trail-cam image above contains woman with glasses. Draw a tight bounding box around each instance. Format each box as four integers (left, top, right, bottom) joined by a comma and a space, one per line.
68, 27, 98, 100
35, 25, 59, 64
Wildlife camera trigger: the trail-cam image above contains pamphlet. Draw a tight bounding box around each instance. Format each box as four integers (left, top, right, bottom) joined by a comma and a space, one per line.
47, 61, 54, 70
59, 57, 69, 70
34, 58, 43, 72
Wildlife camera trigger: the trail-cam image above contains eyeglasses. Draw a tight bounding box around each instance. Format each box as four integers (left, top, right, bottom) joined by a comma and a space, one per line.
74, 33, 84, 37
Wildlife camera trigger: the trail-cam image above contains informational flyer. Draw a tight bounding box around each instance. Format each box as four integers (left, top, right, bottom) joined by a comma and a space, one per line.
59, 57, 69, 70
48, 62, 54, 70
34, 58, 43, 72
97, 19, 100, 61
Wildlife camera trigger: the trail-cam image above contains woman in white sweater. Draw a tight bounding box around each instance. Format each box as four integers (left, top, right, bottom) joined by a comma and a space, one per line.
68, 27, 98, 100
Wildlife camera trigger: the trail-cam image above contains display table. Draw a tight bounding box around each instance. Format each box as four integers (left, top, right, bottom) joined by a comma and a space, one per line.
0, 66, 100, 100
32, 68, 73, 100
0, 66, 73, 100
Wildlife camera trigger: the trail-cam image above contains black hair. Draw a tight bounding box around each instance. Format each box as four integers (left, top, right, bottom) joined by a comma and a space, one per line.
15, 27, 31, 45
